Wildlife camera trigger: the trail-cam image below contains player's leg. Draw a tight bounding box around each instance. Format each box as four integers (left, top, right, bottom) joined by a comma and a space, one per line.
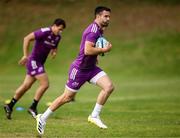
36, 87, 76, 135
36, 64, 86, 135
96, 75, 114, 105
4, 75, 36, 119
28, 73, 49, 118
88, 71, 114, 129
41, 87, 76, 120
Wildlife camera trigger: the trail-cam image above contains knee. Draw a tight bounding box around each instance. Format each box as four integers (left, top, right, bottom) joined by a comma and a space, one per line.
44, 83, 49, 89
41, 82, 49, 90
22, 83, 32, 91
64, 94, 74, 103
104, 83, 114, 94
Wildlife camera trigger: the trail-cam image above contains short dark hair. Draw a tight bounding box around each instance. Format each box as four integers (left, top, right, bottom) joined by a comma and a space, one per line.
95, 6, 111, 16
53, 18, 66, 29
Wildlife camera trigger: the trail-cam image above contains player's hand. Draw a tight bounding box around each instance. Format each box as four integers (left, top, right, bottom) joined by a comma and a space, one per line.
102, 42, 112, 53
51, 52, 57, 59
50, 49, 57, 59
18, 56, 28, 66
96, 57, 99, 64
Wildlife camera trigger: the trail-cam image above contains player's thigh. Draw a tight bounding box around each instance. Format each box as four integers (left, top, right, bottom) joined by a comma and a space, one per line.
64, 87, 77, 98
35, 73, 49, 85
96, 75, 114, 90
66, 64, 88, 92
23, 75, 36, 86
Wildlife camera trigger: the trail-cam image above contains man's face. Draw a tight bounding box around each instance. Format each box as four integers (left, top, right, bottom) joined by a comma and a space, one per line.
98, 10, 111, 27
53, 24, 64, 35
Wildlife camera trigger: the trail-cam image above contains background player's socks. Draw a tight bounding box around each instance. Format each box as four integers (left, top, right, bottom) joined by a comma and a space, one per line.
30, 99, 39, 110
8, 98, 17, 110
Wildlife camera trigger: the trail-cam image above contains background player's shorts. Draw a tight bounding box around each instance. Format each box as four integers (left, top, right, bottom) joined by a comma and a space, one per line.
26, 59, 45, 76
66, 64, 106, 92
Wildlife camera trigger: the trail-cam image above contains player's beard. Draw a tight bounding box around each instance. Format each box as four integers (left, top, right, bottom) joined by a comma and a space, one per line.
102, 21, 109, 27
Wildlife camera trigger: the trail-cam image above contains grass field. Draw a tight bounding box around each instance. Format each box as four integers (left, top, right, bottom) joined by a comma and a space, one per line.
0, 74, 180, 137
0, 0, 180, 137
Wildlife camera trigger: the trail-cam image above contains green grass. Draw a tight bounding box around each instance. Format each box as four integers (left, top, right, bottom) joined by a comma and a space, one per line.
0, 75, 180, 137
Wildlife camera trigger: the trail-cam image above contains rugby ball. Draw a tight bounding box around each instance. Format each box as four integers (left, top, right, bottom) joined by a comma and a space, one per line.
95, 37, 108, 48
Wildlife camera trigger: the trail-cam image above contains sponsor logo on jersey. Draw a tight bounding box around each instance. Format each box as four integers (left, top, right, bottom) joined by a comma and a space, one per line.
72, 82, 79, 87
31, 71, 36, 75
55, 36, 59, 41
38, 67, 43, 73
48, 35, 51, 39
44, 40, 56, 46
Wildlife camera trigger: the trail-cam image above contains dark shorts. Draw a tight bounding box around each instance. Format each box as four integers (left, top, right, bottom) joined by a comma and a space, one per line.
66, 64, 106, 92
26, 59, 45, 76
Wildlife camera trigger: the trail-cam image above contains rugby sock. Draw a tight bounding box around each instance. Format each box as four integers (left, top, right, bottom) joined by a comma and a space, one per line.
8, 98, 17, 110
30, 99, 39, 110
91, 103, 103, 118
41, 108, 53, 122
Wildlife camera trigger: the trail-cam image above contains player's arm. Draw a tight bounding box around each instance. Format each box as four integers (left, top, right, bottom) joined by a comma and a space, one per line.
50, 48, 57, 59
50, 36, 60, 59
84, 41, 112, 56
19, 32, 35, 65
